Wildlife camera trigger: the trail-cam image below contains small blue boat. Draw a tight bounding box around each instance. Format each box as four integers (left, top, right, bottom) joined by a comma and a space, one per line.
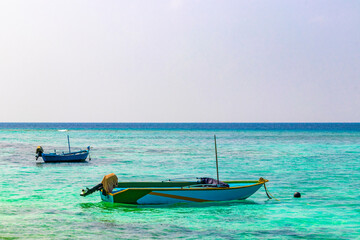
36, 135, 90, 163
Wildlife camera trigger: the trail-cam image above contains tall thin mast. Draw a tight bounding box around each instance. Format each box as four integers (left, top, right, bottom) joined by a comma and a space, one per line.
67, 134, 71, 153
214, 135, 219, 186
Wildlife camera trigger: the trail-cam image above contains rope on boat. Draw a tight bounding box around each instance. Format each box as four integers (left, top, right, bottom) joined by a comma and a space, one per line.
260, 177, 280, 201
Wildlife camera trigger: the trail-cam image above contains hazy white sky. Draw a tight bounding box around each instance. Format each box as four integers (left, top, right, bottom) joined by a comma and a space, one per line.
0, 0, 359, 122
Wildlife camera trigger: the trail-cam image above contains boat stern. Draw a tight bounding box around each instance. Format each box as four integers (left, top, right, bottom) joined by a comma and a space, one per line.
35, 146, 44, 160
100, 190, 114, 203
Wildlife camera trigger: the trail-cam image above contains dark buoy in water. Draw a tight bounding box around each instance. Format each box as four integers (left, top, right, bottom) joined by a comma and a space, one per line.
294, 192, 301, 198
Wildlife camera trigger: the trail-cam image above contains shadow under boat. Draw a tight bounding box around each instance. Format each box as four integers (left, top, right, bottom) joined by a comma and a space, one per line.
79, 198, 260, 211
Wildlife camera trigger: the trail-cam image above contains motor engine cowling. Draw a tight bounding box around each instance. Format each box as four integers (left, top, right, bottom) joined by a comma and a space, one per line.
35, 146, 44, 160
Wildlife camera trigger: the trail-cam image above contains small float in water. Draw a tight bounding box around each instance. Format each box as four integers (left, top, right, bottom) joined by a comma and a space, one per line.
36, 135, 90, 163
81, 136, 269, 204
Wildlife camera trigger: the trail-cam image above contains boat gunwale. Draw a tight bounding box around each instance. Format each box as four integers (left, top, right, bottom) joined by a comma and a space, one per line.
108, 179, 268, 196
42, 150, 89, 157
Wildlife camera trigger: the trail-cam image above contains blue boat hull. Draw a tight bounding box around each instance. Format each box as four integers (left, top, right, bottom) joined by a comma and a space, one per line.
41, 151, 89, 163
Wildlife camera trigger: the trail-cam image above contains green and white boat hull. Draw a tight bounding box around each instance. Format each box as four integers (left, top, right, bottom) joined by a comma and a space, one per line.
100, 179, 267, 204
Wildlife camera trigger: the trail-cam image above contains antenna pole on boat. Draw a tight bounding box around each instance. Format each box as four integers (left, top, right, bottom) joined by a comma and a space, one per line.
67, 134, 71, 153
214, 135, 220, 187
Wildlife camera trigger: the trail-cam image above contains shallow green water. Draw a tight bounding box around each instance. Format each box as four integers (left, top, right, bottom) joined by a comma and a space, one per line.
1, 127, 360, 239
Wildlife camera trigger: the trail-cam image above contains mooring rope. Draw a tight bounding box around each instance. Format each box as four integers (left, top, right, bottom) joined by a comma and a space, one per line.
259, 177, 280, 201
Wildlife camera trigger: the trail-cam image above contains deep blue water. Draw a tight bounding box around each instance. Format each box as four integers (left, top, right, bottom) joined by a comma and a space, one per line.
1, 122, 360, 131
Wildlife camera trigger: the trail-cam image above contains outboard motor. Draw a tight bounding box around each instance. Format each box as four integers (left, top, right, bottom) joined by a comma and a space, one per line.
35, 146, 44, 160
81, 173, 118, 197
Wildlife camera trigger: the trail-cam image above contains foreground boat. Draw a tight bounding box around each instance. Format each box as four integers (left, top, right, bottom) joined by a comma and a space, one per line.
81, 135, 270, 204
35, 135, 90, 163
81, 173, 268, 204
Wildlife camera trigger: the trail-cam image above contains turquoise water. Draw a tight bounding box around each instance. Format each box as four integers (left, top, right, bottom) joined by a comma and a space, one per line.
1, 124, 360, 239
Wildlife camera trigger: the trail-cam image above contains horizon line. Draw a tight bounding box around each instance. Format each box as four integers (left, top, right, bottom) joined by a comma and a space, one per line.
1, 122, 360, 124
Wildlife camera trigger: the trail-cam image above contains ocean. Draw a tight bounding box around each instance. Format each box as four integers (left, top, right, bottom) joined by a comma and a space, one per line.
0, 123, 359, 239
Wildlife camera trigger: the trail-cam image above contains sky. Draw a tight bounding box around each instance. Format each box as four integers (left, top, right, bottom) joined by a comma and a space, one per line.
0, 0, 359, 122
